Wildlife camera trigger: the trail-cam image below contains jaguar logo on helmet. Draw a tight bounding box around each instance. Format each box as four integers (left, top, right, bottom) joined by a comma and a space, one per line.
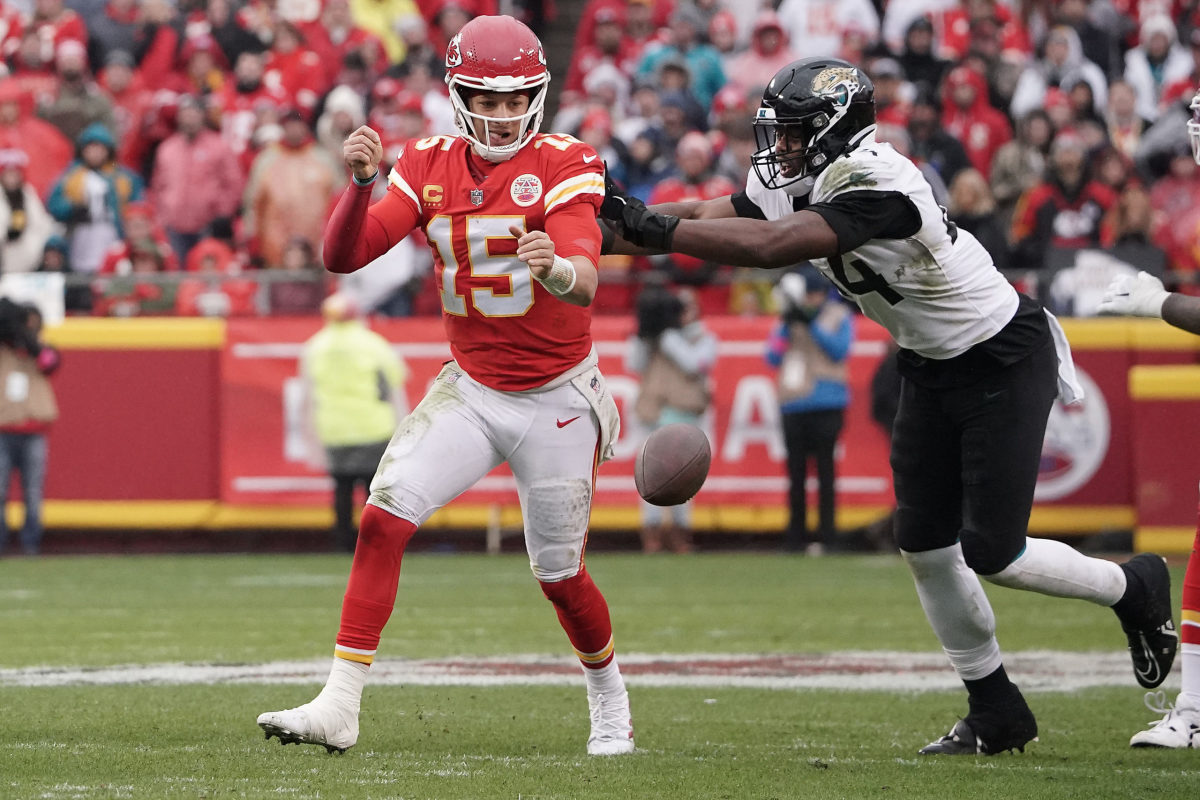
811, 66, 861, 107
446, 34, 462, 67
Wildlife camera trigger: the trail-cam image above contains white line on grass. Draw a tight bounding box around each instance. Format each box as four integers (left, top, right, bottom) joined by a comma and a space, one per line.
0, 650, 1175, 692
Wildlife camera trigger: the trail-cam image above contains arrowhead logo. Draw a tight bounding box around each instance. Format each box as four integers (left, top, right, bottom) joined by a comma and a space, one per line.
556, 416, 581, 428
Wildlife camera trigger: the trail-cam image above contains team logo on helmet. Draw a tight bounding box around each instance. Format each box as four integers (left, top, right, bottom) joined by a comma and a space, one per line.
510, 174, 542, 206
446, 34, 462, 67
811, 66, 861, 107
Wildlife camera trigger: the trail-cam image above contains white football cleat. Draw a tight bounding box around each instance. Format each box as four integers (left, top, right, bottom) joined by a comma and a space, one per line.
1130, 691, 1200, 749
587, 690, 635, 755
257, 700, 359, 754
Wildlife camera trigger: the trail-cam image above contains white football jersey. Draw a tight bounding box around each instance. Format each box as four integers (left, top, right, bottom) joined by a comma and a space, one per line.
745, 132, 1019, 359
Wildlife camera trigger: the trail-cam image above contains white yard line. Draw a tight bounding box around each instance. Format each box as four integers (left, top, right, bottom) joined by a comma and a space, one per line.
0, 651, 1171, 692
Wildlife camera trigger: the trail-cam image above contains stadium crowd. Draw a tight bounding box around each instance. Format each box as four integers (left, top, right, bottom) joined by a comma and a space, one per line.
0, 0, 1198, 317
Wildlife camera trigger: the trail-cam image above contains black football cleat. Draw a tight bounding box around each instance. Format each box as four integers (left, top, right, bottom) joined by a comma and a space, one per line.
920, 693, 1038, 756
1113, 554, 1178, 689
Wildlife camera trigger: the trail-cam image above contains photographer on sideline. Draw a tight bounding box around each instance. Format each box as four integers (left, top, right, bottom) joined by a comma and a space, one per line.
0, 299, 60, 555
624, 285, 717, 553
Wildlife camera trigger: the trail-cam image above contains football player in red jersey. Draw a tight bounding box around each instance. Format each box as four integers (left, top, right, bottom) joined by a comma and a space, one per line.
1102, 90, 1200, 749
256, 15, 634, 757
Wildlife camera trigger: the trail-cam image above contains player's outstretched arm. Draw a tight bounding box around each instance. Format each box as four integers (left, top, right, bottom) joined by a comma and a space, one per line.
1099, 271, 1200, 335
599, 169, 736, 256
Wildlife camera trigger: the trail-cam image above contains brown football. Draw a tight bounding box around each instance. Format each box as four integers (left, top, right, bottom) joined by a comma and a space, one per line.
634, 423, 712, 506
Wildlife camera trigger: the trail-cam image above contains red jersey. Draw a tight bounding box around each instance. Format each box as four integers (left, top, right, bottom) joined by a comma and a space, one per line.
333, 133, 605, 390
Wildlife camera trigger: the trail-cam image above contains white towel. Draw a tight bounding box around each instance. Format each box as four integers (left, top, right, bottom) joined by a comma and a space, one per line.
1044, 310, 1085, 405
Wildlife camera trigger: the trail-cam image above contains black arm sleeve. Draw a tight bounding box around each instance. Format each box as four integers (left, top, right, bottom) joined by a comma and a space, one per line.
730, 190, 768, 220
807, 190, 921, 253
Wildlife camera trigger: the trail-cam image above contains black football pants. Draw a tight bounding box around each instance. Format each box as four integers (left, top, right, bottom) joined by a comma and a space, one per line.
890, 341, 1059, 575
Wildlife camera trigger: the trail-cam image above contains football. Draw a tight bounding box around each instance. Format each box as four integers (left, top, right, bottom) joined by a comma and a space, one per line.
634, 423, 712, 506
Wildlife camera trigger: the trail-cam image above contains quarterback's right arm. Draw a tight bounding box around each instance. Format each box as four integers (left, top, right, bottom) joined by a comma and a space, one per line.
323, 125, 420, 274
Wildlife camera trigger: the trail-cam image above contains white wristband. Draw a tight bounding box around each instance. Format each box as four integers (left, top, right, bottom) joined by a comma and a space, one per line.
537, 255, 577, 296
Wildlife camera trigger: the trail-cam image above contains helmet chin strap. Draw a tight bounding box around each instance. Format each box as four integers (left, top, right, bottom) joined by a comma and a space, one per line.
782, 175, 816, 197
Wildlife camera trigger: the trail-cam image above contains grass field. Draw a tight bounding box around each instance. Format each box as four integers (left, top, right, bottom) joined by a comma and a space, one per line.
2, 550, 1197, 799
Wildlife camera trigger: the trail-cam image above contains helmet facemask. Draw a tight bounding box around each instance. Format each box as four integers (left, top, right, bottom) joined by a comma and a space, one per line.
1190, 92, 1200, 167
448, 78, 548, 163
751, 108, 837, 191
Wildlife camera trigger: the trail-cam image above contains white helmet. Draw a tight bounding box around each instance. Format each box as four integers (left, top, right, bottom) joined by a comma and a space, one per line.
1189, 91, 1200, 166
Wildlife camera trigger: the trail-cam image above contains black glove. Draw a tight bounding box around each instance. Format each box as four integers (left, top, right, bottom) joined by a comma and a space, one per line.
600, 166, 679, 251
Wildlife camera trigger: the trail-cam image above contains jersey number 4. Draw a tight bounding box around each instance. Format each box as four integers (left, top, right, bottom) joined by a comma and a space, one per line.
827, 255, 903, 306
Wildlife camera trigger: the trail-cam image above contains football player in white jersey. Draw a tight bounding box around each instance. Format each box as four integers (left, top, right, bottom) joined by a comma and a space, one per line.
603, 56, 1178, 755
1100, 90, 1200, 749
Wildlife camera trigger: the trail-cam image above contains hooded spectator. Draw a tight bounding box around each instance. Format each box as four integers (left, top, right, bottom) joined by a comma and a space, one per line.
0, 81, 73, 198
636, 3, 726, 107
0, 149, 55, 275
941, 65, 1012, 181
1123, 14, 1193, 123
316, 85, 367, 167
724, 11, 796, 98
46, 122, 144, 273
1010, 25, 1108, 120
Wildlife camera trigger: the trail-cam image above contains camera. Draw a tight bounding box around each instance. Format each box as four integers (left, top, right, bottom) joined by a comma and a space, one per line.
0, 297, 41, 355
634, 286, 684, 341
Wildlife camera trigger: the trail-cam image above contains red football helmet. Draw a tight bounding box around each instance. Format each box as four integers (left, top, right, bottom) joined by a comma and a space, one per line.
444, 15, 550, 162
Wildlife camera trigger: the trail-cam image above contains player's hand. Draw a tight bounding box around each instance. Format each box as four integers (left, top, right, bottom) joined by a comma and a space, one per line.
344, 125, 383, 182
598, 166, 679, 250
509, 224, 556, 282
1098, 271, 1169, 318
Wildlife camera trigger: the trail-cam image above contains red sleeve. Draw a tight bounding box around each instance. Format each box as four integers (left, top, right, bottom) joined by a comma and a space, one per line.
322, 179, 420, 274
546, 201, 601, 267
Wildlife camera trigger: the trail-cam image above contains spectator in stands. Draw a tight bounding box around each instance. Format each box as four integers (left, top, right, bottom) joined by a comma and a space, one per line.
317, 85, 367, 168
47, 122, 143, 274
150, 94, 243, 266
722, 11, 795, 100
367, 81, 427, 163
97, 199, 178, 275
1124, 14, 1193, 123
1051, 0, 1120, 80
1105, 184, 1167, 280
90, 237, 177, 315
940, 64, 1012, 181
1136, 92, 1196, 182
626, 284, 715, 554
307, 0, 390, 83
27, 0, 87, 64
766, 266, 852, 556
175, 236, 258, 317
264, 20, 329, 119
776, 0, 878, 71
868, 57, 913, 128
1149, 142, 1200, 275
185, 0, 265, 72
386, 59, 453, 136
1063, 73, 1106, 129
0, 149, 52, 275
1092, 145, 1139, 195
936, 0, 1032, 65
242, 109, 340, 269
165, 34, 229, 99
216, 49, 289, 173
643, 132, 736, 294
577, 109, 629, 187
621, 126, 673, 201
707, 10, 739, 65
299, 292, 408, 552
39, 38, 114, 143
636, 3, 725, 107
391, 13, 440, 79
709, 84, 756, 189
84, 0, 137, 74
907, 89, 972, 189
429, 0, 474, 60
948, 167, 1010, 273
97, 50, 151, 172
269, 235, 327, 314
565, 2, 639, 97
1010, 25, 1107, 121
1010, 130, 1116, 275
352, 0, 422, 66
0, 149, 54, 275
37, 234, 92, 313
1106, 79, 1152, 159
989, 109, 1053, 228
0, 298, 60, 555
896, 16, 950, 97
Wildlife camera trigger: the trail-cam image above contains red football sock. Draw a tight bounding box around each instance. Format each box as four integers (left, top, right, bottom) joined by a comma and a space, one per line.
1182, 506, 1200, 650
334, 504, 417, 661
539, 568, 615, 669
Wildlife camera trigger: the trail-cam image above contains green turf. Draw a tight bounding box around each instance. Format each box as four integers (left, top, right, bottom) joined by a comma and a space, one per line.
0, 551, 1195, 799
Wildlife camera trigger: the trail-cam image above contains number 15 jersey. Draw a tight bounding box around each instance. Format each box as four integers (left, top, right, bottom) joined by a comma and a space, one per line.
388, 133, 605, 390
740, 131, 1018, 360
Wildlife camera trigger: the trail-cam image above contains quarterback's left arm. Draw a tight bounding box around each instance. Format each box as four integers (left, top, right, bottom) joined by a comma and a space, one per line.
510, 202, 601, 306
